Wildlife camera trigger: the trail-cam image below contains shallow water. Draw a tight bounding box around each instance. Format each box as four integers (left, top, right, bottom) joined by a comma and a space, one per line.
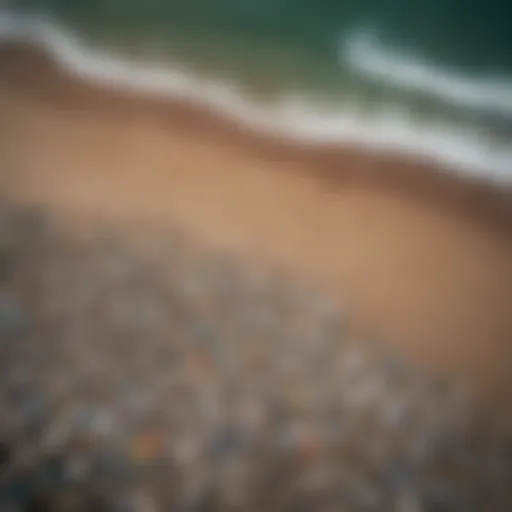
1, 1, 512, 182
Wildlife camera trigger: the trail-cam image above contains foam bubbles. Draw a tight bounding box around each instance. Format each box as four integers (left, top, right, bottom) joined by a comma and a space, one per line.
0, 10, 511, 185
343, 28, 512, 118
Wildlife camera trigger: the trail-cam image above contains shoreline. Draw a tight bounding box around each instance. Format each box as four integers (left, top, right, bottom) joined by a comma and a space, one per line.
0, 41, 511, 407
0, 11, 511, 184
0, 42, 511, 234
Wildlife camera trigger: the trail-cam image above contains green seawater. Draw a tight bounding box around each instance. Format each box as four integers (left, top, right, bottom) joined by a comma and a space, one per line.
9, 0, 511, 69
4, 0, 512, 134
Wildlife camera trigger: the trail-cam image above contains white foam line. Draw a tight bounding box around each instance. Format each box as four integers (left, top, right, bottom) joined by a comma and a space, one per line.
1, 10, 511, 185
344, 29, 512, 119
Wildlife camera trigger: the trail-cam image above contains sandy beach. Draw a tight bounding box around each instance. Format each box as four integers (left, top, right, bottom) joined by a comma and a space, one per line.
0, 38, 511, 510
0, 42, 511, 410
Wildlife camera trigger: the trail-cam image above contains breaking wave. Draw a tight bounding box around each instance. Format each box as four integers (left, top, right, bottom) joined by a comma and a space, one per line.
0, 10, 511, 185
343, 29, 512, 118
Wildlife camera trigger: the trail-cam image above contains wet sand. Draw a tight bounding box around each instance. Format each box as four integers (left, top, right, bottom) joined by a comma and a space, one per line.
0, 43, 511, 411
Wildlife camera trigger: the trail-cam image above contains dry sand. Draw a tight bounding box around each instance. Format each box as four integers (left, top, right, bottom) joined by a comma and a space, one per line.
0, 43, 511, 412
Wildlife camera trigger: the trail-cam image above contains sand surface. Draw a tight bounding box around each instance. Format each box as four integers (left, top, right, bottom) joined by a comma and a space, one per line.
0, 43, 511, 411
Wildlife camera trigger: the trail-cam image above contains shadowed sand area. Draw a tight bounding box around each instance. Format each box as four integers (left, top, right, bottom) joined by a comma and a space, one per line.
0, 43, 511, 413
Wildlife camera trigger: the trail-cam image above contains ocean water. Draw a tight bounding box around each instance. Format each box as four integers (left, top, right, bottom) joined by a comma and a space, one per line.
1, 0, 512, 183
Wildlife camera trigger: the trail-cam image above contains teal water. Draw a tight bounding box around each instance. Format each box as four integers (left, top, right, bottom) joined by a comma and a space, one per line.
8, 0, 512, 86
2, 0, 512, 180
9, 0, 512, 68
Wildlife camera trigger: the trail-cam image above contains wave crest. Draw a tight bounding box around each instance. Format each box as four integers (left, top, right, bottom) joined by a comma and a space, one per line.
0, 11, 511, 185
343, 29, 512, 118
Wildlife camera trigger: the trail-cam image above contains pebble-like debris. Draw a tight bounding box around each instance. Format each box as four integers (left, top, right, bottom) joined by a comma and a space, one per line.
0, 202, 510, 511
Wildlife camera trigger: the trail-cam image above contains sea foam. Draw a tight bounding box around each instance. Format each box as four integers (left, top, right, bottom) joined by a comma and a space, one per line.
344, 29, 512, 118
0, 10, 511, 185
